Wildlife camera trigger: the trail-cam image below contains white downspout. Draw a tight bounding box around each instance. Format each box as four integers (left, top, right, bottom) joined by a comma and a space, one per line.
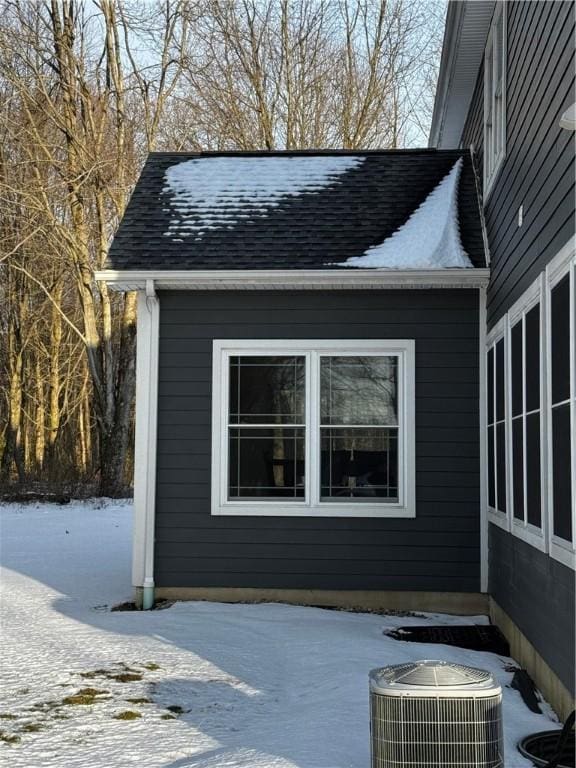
133, 280, 160, 609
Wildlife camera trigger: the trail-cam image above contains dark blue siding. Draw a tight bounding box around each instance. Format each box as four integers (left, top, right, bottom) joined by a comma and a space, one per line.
460, 0, 575, 696
489, 524, 575, 694
155, 289, 481, 592
461, 0, 575, 326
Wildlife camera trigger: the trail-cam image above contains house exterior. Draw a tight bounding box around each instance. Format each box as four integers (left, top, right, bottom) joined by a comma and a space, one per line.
96, 0, 575, 722
97, 149, 491, 616
430, 0, 575, 718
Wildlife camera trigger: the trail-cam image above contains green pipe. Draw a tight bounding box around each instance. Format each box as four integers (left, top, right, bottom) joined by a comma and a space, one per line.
142, 578, 155, 610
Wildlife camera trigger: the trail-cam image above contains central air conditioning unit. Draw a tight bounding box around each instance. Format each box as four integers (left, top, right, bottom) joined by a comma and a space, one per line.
369, 660, 504, 768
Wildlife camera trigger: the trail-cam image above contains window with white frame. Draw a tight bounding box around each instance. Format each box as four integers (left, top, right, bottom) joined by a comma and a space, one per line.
485, 240, 576, 568
547, 254, 576, 566
484, 3, 506, 194
211, 340, 415, 517
509, 283, 544, 545
487, 334, 507, 518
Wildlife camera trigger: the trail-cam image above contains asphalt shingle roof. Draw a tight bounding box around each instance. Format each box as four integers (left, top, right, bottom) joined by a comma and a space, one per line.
105, 149, 486, 271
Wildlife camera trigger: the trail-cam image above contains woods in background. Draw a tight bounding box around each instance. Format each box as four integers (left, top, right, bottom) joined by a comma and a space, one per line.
0, 0, 442, 497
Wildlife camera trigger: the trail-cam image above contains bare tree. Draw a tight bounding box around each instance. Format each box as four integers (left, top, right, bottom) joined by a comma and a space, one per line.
0, 0, 442, 497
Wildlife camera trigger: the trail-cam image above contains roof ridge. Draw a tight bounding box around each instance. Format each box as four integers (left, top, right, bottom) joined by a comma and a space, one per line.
147, 148, 466, 159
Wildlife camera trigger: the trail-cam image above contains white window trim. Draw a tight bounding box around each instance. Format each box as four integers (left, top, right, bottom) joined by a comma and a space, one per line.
545, 243, 576, 568
485, 237, 576, 569
487, 315, 509, 531
211, 339, 415, 518
483, 2, 507, 200
508, 275, 547, 552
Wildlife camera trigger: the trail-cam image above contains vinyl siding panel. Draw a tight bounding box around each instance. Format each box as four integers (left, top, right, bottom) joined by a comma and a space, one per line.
155, 289, 481, 592
461, 0, 575, 326
489, 524, 575, 694
460, 0, 576, 696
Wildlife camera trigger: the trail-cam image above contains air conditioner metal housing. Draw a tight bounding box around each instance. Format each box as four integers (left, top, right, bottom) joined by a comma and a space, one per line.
369, 660, 504, 768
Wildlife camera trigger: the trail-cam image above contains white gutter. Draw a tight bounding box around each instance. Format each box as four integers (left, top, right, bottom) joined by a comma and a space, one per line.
132, 279, 160, 609
96, 268, 490, 291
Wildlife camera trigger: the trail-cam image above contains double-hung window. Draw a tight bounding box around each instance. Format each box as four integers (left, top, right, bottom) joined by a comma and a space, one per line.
212, 340, 415, 517
483, 3, 507, 196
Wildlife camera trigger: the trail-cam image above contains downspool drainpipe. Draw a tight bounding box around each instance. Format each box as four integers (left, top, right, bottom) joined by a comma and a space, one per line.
134, 280, 159, 610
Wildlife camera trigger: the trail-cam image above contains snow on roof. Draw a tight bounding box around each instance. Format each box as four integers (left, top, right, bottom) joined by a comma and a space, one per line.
163, 155, 365, 239
339, 158, 473, 269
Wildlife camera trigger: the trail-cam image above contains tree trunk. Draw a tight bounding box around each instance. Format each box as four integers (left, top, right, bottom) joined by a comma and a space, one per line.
99, 291, 137, 497
35, 357, 45, 471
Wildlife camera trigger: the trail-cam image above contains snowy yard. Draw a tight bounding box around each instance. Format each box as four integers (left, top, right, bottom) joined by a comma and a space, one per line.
0, 500, 559, 768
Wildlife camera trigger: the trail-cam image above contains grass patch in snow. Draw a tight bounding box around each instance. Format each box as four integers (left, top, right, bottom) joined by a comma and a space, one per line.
62, 688, 109, 706
108, 672, 142, 683
113, 711, 141, 721
79, 669, 109, 680
78, 664, 144, 683
160, 714, 177, 720
125, 698, 151, 705
0, 714, 18, 720
19, 723, 45, 733
0, 731, 21, 744
142, 662, 161, 671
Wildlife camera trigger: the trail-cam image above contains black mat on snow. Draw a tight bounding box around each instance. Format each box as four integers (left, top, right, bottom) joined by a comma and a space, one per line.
386, 624, 511, 656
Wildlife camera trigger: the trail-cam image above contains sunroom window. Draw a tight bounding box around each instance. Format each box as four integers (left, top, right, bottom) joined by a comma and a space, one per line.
487, 337, 507, 516
550, 273, 573, 544
510, 302, 543, 533
212, 341, 415, 518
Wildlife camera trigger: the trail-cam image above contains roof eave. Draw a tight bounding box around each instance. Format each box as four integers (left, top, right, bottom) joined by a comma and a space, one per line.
429, 1, 496, 149
95, 268, 490, 292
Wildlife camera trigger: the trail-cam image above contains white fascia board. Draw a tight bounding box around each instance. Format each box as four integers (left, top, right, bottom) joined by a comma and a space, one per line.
429, 1, 496, 149
95, 268, 490, 292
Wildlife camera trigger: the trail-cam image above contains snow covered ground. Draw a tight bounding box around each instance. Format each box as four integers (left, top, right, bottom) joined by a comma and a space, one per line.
0, 499, 558, 768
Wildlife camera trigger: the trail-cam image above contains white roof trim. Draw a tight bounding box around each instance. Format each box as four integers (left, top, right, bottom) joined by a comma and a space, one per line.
95, 268, 490, 292
429, 1, 496, 149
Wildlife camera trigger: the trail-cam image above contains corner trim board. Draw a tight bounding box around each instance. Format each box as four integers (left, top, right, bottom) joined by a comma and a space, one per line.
479, 286, 488, 592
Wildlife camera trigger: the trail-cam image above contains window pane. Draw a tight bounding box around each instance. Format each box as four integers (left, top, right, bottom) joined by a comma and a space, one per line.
496, 421, 506, 513
526, 412, 542, 529
228, 427, 305, 499
487, 347, 494, 425
525, 304, 540, 413
229, 356, 305, 424
551, 276, 570, 405
496, 339, 505, 422
320, 356, 397, 426
511, 321, 523, 418
488, 425, 495, 508
512, 418, 524, 521
320, 428, 398, 501
552, 403, 572, 541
